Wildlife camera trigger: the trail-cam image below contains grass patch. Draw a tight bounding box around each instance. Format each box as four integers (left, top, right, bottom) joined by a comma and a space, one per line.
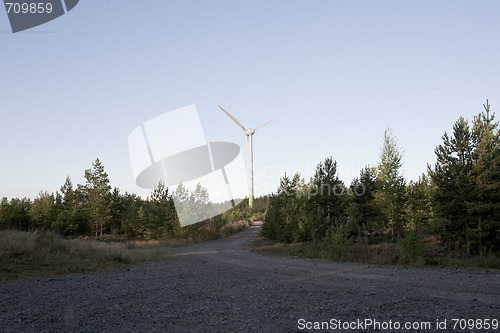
253, 235, 500, 270
0, 230, 171, 282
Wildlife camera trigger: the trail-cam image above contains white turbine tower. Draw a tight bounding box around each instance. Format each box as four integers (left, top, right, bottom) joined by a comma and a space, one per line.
218, 105, 276, 209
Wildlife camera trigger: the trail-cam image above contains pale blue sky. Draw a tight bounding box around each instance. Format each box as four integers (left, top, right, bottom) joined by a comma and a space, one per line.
1, 0, 500, 199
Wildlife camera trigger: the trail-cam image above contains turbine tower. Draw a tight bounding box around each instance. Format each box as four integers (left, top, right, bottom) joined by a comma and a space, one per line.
218, 105, 276, 209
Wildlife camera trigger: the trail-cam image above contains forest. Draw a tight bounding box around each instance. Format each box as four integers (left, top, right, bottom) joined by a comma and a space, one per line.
0, 158, 267, 242
262, 101, 499, 266
1, 101, 499, 267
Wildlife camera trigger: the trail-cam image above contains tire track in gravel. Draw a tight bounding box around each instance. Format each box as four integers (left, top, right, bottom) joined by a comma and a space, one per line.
1, 222, 499, 332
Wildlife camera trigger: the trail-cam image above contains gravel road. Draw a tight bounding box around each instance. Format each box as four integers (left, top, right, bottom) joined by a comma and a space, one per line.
1, 222, 499, 332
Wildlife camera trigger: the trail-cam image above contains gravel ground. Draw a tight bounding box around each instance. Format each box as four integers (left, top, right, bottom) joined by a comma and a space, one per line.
1, 222, 499, 332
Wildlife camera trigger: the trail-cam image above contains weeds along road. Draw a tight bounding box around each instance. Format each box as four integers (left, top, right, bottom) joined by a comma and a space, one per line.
1, 222, 499, 332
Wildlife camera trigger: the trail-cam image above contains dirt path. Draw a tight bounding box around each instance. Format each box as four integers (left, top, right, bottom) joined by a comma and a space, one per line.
1, 222, 499, 332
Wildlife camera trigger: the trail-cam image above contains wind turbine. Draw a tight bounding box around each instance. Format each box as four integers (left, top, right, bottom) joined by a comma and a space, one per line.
218, 105, 276, 209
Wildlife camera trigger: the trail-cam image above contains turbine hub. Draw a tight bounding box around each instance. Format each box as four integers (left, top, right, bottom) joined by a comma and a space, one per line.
245, 129, 255, 136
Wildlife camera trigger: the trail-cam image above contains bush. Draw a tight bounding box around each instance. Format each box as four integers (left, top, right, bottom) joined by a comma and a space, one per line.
396, 229, 425, 265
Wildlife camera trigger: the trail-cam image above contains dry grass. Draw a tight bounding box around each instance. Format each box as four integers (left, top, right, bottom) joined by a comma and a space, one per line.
220, 220, 249, 236
123, 238, 193, 249
0, 220, 253, 282
180, 219, 250, 242
0, 230, 171, 282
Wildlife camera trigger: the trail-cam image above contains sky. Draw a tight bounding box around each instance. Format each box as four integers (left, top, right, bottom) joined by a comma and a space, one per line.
1, 0, 500, 200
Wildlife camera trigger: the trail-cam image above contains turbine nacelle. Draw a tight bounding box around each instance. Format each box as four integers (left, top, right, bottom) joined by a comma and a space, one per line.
245, 129, 256, 136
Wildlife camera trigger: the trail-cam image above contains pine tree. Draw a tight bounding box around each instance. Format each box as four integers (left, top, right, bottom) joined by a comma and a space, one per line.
60, 176, 75, 210
121, 192, 144, 238
150, 180, 180, 237
6, 198, 31, 230
377, 128, 406, 239
348, 166, 382, 243
468, 100, 500, 253
429, 117, 474, 250
29, 191, 56, 230
268, 173, 307, 242
0, 197, 10, 229
428, 101, 500, 254
405, 174, 432, 231
52, 176, 80, 235
80, 158, 112, 238
109, 187, 125, 235
310, 157, 347, 239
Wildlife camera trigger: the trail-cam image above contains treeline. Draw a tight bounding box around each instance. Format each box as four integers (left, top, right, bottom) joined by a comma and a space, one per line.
0, 159, 268, 240
262, 101, 499, 259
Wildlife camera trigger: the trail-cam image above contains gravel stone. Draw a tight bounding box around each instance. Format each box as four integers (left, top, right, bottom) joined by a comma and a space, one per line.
1, 222, 499, 332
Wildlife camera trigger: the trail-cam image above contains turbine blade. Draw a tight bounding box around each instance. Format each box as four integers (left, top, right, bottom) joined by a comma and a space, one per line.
218, 105, 246, 131
254, 118, 277, 131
